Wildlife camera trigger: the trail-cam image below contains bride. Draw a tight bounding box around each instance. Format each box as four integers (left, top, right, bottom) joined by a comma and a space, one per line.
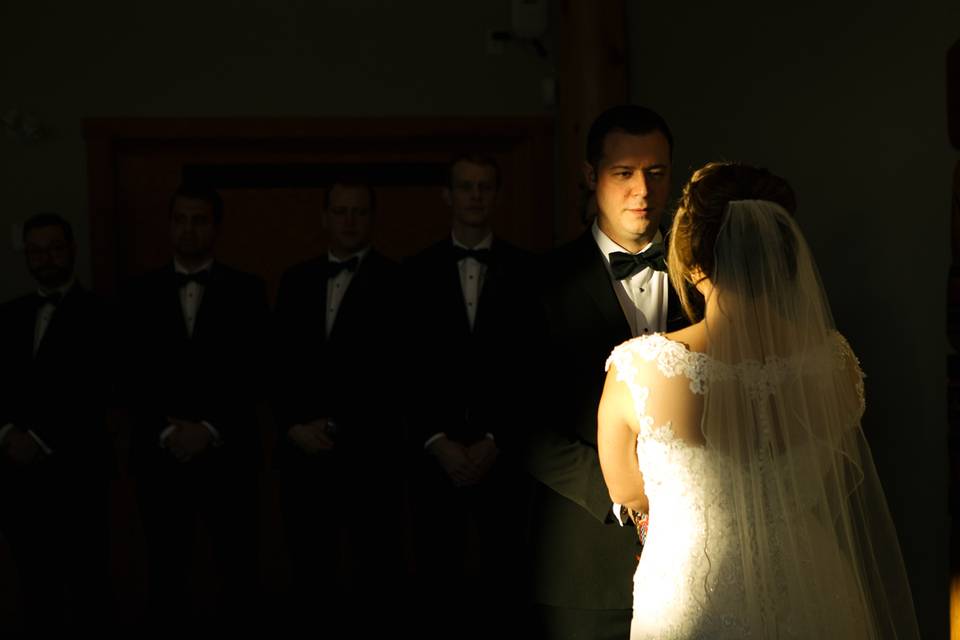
597, 162, 920, 638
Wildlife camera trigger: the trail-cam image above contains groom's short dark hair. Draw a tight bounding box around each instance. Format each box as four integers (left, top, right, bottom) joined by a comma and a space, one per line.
586, 105, 674, 169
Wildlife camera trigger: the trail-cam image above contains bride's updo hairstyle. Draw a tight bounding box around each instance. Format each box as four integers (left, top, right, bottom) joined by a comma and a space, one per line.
668, 162, 797, 321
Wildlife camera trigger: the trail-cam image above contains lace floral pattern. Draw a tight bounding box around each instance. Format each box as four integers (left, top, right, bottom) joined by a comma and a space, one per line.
605, 332, 865, 639
835, 333, 866, 416
606, 333, 856, 402
629, 419, 752, 638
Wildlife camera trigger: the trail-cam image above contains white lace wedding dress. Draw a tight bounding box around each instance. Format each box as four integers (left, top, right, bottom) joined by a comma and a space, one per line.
606, 332, 874, 640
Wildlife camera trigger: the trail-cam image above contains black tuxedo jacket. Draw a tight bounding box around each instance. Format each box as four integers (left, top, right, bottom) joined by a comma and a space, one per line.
525, 229, 687, 610
272, 250, 403, 472
0, 284, 114, 470
120, 262, 268, 474
403, 237, 535, 455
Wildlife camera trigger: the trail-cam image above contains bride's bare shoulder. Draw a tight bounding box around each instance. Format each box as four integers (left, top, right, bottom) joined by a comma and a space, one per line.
663, 321, 708, 355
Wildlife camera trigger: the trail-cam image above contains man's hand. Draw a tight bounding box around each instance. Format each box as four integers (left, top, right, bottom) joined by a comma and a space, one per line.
2, 430, 43, 465
428, 436, 480, 487
466, 438, 499, 480
287, 419, 334, 455
165, 418, 214, 463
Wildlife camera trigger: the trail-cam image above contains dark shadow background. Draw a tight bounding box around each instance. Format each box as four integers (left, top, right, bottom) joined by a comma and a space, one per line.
0, 1, 957, 637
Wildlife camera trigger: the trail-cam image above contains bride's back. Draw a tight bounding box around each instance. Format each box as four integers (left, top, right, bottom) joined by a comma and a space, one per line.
612, 331, 874, 639
611, 161, 918, 639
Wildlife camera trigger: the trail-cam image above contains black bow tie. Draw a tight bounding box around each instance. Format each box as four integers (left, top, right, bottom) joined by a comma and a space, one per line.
452, 246, 491, 264
327, 256, 360, 277
175, 270, 210, 288
609, 243, 666, 280
38, 291, 62, 307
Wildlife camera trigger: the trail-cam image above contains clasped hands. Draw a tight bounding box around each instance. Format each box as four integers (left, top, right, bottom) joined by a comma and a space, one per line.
1, 430, 45, 466
428, 435, 498, 487
287, 418, 335, 455
163, 417, 214, 463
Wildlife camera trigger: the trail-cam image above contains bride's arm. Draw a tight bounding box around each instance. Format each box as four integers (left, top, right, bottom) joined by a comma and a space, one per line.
597, 364, 647, 514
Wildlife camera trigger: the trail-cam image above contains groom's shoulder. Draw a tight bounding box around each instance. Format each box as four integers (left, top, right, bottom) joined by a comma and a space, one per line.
546, 230, 597, 271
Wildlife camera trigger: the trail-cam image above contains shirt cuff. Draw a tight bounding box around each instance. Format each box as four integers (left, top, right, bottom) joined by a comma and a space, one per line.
27, 430, 53, 455
423, 432, 446, 450
612, 502, 627, 527
159, 424, 177, 447
0, 423, 16, 447
201, 421, 223, 447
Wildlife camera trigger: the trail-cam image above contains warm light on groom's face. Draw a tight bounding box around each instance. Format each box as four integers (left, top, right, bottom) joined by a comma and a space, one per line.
587, 130, 671, 251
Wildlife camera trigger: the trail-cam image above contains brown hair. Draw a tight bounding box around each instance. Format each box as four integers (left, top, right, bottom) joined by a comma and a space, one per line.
446, 154, 501, 188
668, 162, 797, 321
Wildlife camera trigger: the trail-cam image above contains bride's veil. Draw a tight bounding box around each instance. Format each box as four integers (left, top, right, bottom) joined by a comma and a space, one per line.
698, 199, 919, 638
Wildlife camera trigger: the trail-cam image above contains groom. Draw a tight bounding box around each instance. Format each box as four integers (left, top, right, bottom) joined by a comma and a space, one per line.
526, 105, 687, 639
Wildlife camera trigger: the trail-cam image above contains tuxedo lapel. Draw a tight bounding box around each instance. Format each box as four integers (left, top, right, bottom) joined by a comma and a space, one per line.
328, 253, 372, 342
474, 243, 504, 336
32, 286, 79, 361
442, 244, 472, 337
15, 295, 42, 362
571, 234, 631, 338
315, 259, 331, 340
162, 265, 191, 342
661, 229, 690, 331
665, 284, 687, 332
190, 263, 229, 343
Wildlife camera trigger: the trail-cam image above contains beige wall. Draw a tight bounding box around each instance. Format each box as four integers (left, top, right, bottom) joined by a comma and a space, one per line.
628, 2, 958, 635
0, 0, 554, 299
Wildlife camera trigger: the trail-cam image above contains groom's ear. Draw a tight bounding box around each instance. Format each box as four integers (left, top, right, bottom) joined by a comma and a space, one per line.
583, 161, 598, 190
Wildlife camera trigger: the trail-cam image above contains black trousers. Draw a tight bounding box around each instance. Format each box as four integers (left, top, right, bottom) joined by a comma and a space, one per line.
533, 604, 632, 640
136, 465, 259, 632
410, 453, 531, 639
278, 452, 408, 634
0, 460, 111, 633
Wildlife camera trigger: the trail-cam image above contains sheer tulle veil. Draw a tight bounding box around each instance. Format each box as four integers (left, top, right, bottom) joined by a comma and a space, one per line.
694, 199, 919, 637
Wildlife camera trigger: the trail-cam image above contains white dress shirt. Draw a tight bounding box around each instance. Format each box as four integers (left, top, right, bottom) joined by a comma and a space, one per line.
453, 231, 493, 332
174, 258, 213, 339
326, 247, 370, 338
423, 232, 496, 450
591, 221, 668, 337
591, 221, 670, 525
33, 278, 75, 356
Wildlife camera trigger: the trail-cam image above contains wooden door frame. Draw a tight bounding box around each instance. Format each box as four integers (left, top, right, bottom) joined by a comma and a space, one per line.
83, 116, 554, 296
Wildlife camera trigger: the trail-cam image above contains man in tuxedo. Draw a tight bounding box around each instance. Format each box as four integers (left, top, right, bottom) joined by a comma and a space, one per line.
525, 105, 687, 639
121, 185, 268, 632
405, 155, 534, 638
272, 181, 404, 629
0, 213, 114, 632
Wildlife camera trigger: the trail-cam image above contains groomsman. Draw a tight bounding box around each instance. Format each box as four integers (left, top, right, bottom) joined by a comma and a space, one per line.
272, 181, 404, 629
120, 185, 268, 632
525, 105, 688, 640
405, 155, 534, 638
0, 213, 114, 632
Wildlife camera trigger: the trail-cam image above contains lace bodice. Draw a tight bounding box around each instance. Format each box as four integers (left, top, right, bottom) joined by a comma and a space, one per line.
605, 333, 869, 639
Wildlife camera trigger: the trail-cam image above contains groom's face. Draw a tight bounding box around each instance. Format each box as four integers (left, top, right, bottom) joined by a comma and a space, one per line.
587, 130, 671, 251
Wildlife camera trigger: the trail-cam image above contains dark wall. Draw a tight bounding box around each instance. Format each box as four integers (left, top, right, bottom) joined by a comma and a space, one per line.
627, 2, 958, 636
0, 0, 554, 299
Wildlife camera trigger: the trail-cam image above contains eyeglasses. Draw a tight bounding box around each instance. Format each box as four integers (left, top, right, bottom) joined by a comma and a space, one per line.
25, 243, 71, 259
452, 182, 496, 194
